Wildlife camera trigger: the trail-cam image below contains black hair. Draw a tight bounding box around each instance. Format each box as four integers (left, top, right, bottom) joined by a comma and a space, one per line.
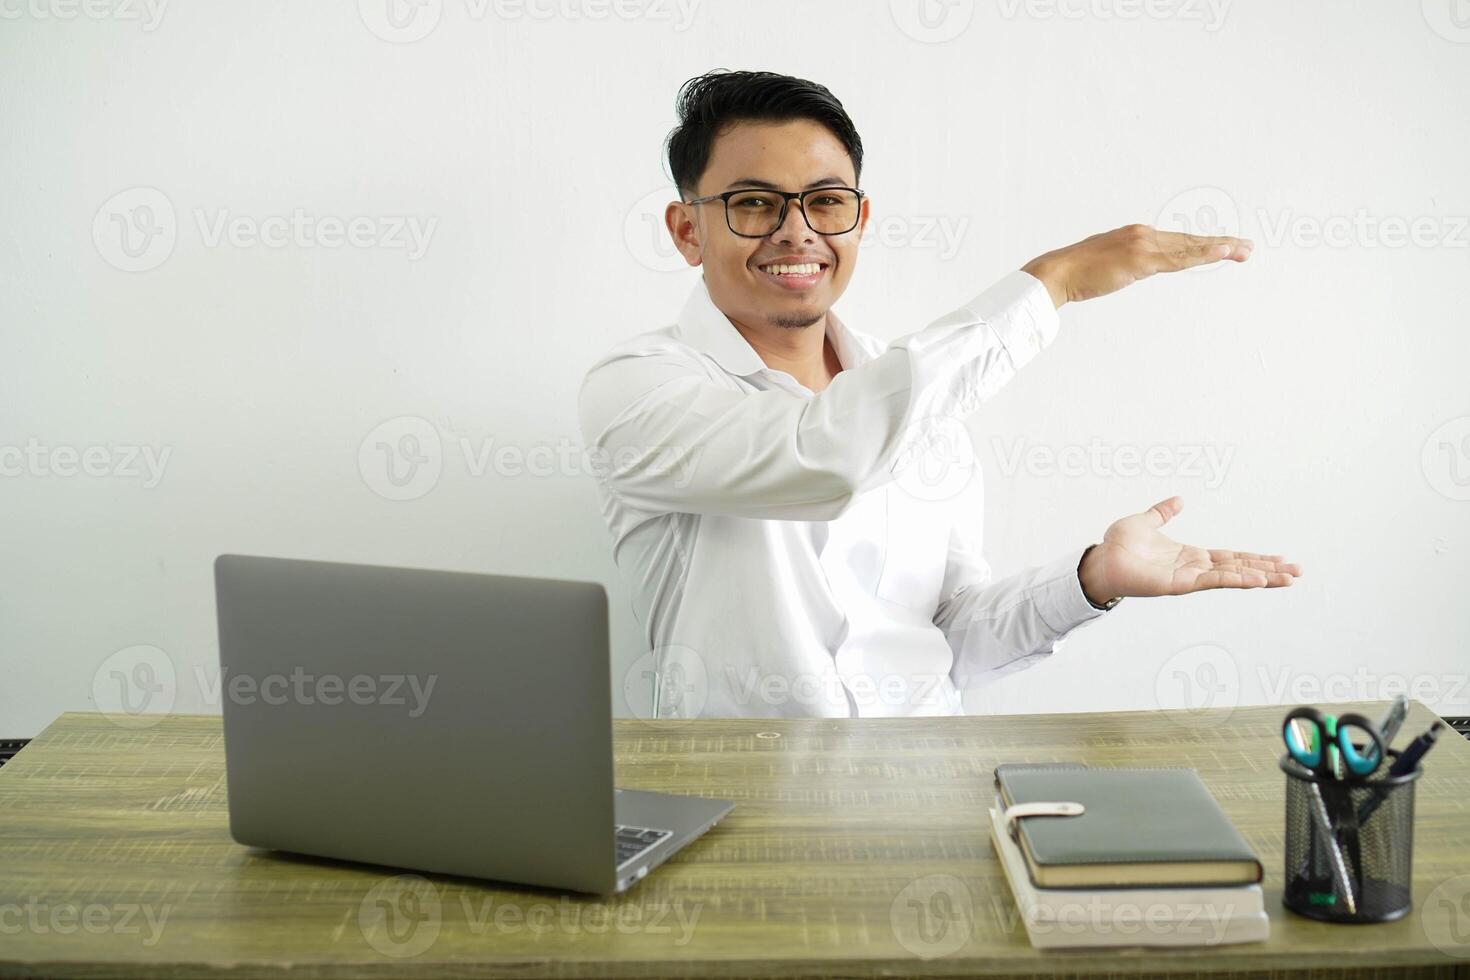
663, 70, 864, 199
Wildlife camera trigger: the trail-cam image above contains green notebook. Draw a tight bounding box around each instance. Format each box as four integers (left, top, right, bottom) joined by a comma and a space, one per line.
994, 765, 1263, 889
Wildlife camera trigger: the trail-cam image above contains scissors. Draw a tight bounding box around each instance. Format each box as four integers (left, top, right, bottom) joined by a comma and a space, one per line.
1282, 706, 1386, 779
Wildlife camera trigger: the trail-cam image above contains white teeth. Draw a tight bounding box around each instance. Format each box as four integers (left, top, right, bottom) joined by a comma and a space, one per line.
761, 262, 822, 276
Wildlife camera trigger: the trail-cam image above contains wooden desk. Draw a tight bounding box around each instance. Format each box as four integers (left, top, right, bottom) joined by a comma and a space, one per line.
2, 702, 1468, 978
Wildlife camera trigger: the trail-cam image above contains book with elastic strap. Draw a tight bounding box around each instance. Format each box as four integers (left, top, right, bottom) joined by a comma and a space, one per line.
994, 765, 1263, 889
987, 807, 1268, 948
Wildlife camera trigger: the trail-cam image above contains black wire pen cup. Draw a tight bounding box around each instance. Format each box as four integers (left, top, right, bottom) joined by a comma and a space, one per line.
1280, 751, 1419, 923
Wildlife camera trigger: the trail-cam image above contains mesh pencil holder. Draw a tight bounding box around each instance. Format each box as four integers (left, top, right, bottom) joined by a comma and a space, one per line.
1280, 751, 1419, 923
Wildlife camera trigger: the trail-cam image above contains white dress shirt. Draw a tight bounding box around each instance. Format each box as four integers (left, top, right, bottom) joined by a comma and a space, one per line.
577, 269, 1109, 718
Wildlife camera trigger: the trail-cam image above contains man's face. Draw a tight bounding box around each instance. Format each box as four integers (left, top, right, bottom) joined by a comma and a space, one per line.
667, 118, 869, 331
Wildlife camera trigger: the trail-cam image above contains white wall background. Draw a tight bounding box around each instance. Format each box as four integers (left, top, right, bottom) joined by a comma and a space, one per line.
3, 0, 1468, 737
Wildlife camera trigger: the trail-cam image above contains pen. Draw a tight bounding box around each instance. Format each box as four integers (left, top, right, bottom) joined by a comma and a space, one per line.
1311, 781, 1352, 910
1309, 779, 1357, 913
1354, 720, 1442, 826
1386, 722, 1444, 778
1375, 695, 1409, 749
1284, 755, 1357, 911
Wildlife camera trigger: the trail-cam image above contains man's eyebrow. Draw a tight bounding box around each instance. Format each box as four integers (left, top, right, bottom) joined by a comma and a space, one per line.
723, 175, 850, 191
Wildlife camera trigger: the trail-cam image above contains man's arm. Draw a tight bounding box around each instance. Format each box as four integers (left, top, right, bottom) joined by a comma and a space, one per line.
578, 270, 1057, 522
579, 225, 1252, 522
932, 479, 1107, 691
936, 491, 1304, 695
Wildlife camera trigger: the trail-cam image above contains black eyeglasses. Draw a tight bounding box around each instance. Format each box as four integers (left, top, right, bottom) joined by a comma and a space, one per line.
683, 186, 866, 238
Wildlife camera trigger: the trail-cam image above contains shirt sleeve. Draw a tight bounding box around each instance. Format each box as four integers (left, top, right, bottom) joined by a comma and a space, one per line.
932, 476, 1109, 690
577, 270, 1061, 522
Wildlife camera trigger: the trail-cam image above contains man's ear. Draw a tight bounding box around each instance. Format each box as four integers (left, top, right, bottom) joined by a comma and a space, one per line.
665, 200, 704, 268
855, 193, 872, 238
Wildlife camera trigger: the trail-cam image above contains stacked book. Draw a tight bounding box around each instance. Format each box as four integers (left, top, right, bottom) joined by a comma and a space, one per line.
988, 763, 1269, 949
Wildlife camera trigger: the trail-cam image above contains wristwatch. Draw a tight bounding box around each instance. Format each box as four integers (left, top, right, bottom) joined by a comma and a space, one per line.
1078, 544, 1122, 611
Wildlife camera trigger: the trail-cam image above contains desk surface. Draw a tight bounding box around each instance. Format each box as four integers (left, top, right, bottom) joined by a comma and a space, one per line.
2, 703, 1468, 978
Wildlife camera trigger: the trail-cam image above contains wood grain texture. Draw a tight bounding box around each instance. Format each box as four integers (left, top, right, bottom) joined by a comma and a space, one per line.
1, 702, 1468, 978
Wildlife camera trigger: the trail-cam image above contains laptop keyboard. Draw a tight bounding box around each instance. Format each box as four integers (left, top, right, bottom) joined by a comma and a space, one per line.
615, 824, 672, 868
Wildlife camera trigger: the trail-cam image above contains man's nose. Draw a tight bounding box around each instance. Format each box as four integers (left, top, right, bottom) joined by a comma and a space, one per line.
772, 197, 817, 244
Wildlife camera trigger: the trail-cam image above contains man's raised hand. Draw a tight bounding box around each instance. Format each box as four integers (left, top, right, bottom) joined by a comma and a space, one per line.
1022, 224, 1253, 308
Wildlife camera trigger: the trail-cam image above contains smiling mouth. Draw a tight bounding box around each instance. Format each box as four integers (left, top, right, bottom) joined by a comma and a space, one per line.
755, 261, 829, 289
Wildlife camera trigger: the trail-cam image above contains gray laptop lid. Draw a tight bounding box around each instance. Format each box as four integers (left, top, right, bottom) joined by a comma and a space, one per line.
214, 554, 618, 893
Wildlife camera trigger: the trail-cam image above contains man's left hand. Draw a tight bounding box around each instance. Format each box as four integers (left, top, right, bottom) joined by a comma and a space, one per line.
1078, 496, 1301, 606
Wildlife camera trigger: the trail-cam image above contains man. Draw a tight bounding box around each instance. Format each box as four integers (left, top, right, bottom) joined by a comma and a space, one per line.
579, 70, 1300, 719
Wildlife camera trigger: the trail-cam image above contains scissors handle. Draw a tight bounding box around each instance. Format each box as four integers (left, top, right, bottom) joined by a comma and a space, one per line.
1283, 706, 1330, 773
1283, 707, 1386, 779
1335, 712, 1387, 777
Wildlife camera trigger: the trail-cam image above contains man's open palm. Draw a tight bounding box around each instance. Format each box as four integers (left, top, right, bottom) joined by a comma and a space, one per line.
1083, 496, 1302, 602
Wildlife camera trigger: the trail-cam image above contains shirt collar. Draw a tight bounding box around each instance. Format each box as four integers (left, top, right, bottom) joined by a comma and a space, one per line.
675, 274, 866, 378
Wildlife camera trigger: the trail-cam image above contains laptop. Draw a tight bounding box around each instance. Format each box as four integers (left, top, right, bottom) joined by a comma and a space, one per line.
213, 554, 733, 894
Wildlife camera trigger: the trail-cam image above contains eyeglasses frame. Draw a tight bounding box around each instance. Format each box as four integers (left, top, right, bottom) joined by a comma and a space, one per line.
682, 185, 867, 238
